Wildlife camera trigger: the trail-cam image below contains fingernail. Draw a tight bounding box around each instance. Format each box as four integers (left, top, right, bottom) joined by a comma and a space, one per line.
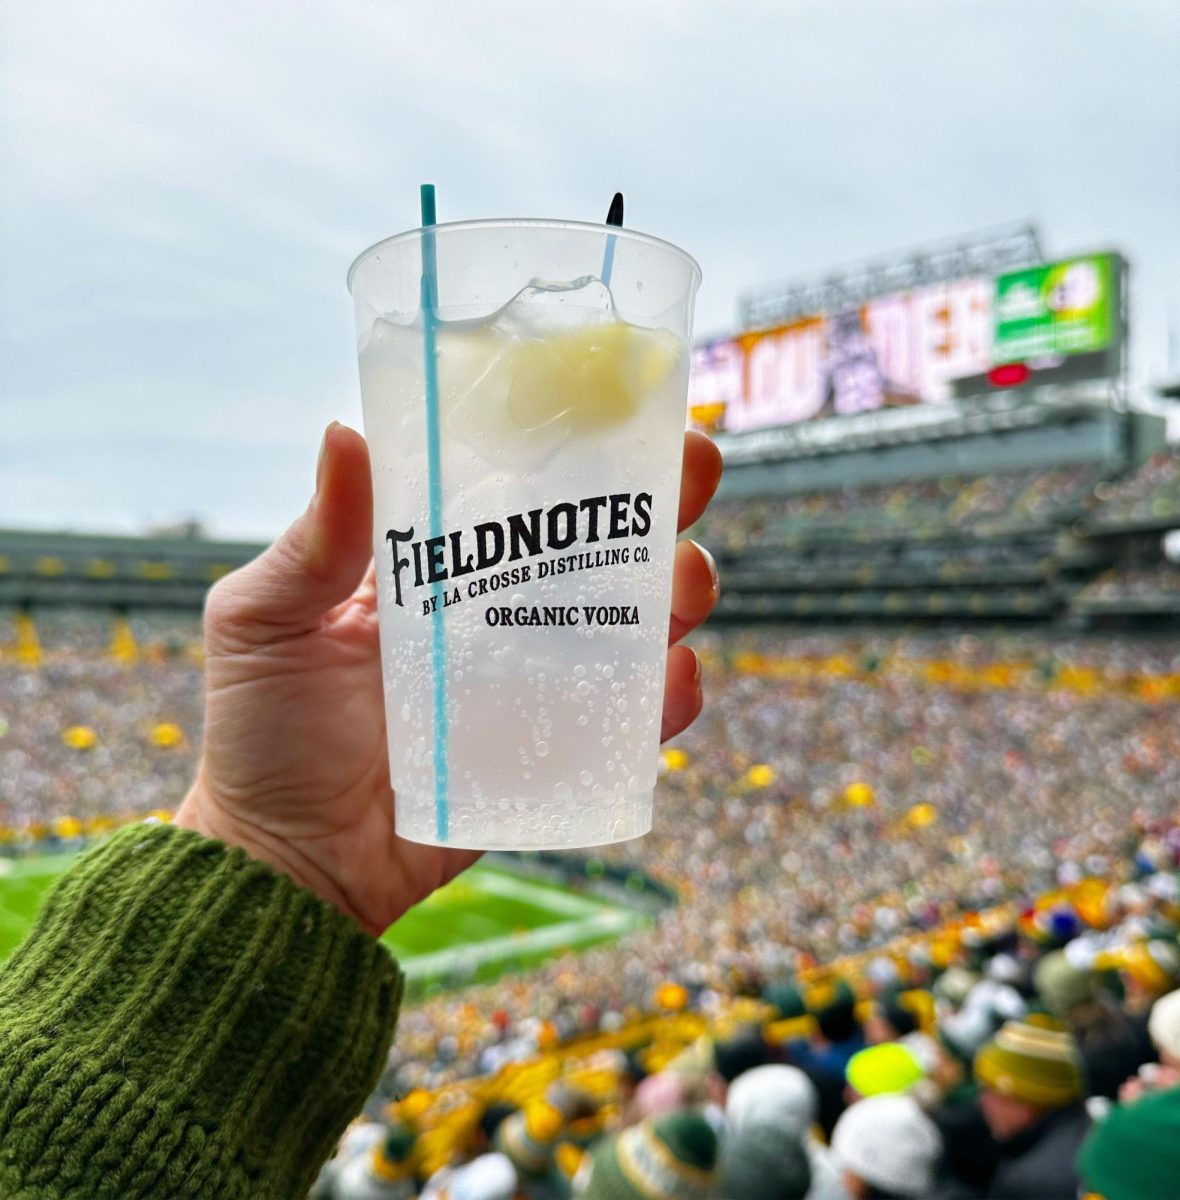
691, 539, 720, 594
691, 648, 702, 684
315, 421, 339, 494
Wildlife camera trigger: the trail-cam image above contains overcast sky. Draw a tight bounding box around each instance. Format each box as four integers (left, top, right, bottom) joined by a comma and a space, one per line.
2, 0, 1177, 540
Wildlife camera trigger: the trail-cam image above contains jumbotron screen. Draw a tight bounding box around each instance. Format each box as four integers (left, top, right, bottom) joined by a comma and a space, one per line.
690, 252, 1122, 436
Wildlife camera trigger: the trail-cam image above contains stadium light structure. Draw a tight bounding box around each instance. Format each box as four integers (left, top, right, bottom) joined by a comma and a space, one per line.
739, 222, 1044, 330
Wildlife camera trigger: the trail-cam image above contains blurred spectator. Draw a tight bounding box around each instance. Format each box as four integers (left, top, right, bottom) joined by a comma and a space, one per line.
830, 1095, 941, 1199
718, 1126, 811, 1200
724, 1066, 847, 1200
973, 1018, 1090, 1199
844, 1043, 924, 1103
1118, 989, 1180, 1103
418, 1153, 516, 1200
578, 1111, 718, 1200
1148, 988, 1180, 1070
1078, 1087, 1180, 1200
494, 1103, 565, 1198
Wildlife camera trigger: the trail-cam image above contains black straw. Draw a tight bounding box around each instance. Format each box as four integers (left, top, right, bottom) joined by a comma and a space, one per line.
606, 192, 624, 227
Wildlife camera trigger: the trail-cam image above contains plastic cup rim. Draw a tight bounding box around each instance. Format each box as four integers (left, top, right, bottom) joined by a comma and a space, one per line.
346, 217, 702, 293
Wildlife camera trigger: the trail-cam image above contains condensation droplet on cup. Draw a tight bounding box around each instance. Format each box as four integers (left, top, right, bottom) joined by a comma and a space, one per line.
535, 741, 549, 757
553, 782, 573, 802
579, 770, 593, 786
602, 664, 615, 679
576, 680, 592, 697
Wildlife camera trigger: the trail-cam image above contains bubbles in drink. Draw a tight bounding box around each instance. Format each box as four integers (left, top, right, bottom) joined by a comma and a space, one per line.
358, 264, 687, 848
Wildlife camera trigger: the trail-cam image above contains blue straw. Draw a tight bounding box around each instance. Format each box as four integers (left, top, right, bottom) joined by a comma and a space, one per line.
601, 232, 617, 287
420, 183, 449, 842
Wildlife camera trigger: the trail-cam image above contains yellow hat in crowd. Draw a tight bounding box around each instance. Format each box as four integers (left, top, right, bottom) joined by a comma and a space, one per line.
974, 1017, 1083, 1108
655, 982, 689, 1012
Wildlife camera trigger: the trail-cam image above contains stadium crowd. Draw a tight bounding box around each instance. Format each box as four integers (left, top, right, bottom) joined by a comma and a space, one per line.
690, 466, 1100, 552
3, 614, 1180, 1195
1090, 447, 1180, 528
0, 614, 203, 834
312, 817, 1180, 1200
1076, 563, 1180, 604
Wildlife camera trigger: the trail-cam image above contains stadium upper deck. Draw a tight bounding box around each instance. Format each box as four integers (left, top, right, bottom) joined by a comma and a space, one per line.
696, 397, 1177, 627
0, 525, 264, 611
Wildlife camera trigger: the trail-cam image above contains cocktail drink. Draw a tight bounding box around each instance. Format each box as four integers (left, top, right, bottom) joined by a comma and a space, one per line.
349, 218, 700, 848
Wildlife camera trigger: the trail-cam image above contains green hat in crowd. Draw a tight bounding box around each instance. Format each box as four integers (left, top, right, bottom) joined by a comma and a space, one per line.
974, 1016, 1083, 1109
764, 980, 807, 1020
580, 1111, 718, 1200
1033, 950, 1096, 1017
1079, 1086, 1180, 1199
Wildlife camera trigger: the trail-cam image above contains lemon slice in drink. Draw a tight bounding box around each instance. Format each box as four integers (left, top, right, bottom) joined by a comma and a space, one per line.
506, 322, 682, 433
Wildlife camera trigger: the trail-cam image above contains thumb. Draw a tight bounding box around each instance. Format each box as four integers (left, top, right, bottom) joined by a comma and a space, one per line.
206, 422, 374, 646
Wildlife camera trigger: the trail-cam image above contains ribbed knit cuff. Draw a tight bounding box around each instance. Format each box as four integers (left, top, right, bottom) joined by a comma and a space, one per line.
0, 822, 403, 1199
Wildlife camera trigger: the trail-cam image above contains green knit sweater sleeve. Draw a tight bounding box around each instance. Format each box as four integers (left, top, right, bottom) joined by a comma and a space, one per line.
0, 822, 404, 1200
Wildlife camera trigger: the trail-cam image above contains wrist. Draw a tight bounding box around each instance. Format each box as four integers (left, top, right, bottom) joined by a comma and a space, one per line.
175, 774, 373, 933
0, 820, 403, 1198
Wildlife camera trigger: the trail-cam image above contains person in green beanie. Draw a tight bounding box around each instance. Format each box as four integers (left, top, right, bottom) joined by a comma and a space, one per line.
1034, 949, 1155, 1101
0, 423, 724, 1200
1032, 950, 1096, 1018
1078, 1085, 1180, 1200
764, 980, 807, 1021
973, 1017, 1090, 1199
578, 1111, 718, 1200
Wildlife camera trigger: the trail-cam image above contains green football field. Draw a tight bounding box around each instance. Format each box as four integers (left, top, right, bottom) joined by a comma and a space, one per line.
0, 853, 645, 996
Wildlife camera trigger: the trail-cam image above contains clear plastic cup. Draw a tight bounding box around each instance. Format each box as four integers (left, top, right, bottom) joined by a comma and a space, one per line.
348, 219, 700, 848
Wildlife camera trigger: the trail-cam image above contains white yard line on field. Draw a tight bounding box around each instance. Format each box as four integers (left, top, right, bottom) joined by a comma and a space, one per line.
468, 866, 609, 918
401, 907, 646, 980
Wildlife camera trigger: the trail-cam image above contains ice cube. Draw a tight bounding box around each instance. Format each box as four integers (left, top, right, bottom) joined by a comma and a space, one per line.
489, 276, 617, 339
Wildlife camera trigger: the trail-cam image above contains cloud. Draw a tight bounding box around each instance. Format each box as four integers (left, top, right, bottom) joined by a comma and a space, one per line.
2, 0, 1177, 536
